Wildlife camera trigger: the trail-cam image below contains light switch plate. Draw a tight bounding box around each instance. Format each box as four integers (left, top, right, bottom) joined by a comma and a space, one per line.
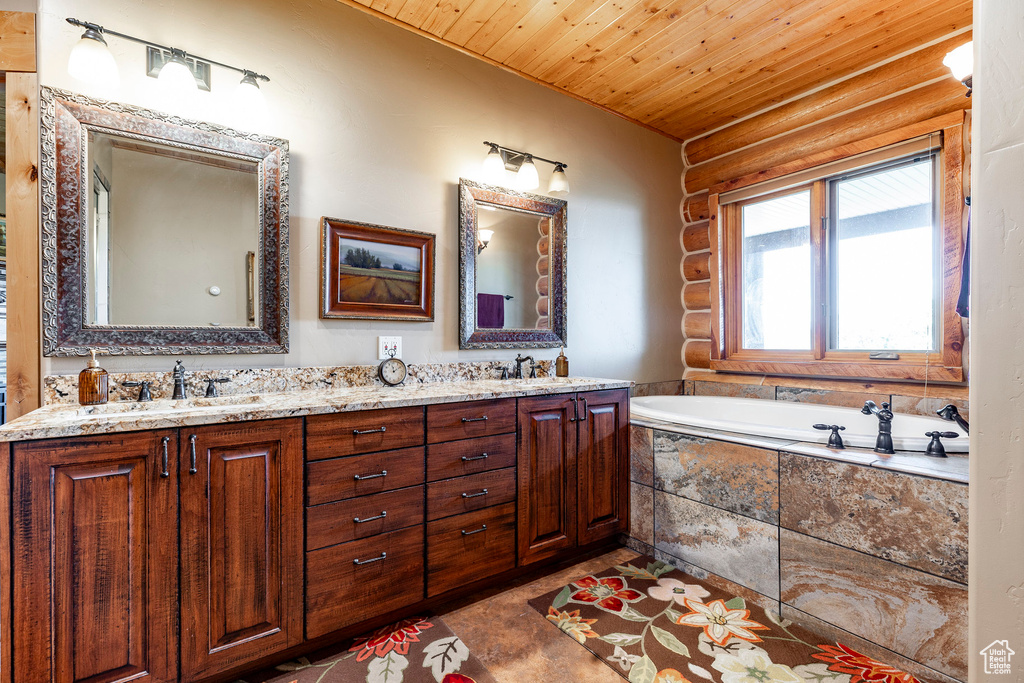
378, 336, 402, 360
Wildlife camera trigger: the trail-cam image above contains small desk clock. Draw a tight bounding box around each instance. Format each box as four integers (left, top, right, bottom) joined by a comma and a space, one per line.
377, 348, 408, 386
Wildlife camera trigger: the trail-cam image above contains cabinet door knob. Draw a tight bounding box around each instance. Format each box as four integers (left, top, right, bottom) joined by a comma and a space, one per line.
354, 470, 388, 481
160, 437, 170, 478
188, 434, 198, 474
353, 552, 387, 566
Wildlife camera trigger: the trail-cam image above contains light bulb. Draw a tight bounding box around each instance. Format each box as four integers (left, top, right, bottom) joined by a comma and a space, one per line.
517, 155, 539, 191
67, 28, 120, 89
482, 144, 506, 184
479, 229, 494, 244
548, 164, 570, 195
158, 50, 198, 98
233, 71, 267, 128
943, 42, 973, 82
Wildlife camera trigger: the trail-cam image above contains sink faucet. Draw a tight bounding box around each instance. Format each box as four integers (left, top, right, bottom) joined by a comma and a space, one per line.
936, 404, 969, 434
861, 400, 895, 454
513, 354, 534, 379
172, 360, 187, 400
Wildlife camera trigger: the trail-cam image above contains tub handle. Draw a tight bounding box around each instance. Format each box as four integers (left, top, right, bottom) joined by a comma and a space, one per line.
812, 423, 846, 450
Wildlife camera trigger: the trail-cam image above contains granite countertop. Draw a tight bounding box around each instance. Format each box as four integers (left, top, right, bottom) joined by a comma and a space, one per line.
0, 377, 631, 442
631, 414, 969, 484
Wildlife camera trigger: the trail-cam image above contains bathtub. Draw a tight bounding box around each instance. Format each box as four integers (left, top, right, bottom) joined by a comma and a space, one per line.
630, 394, 968, 453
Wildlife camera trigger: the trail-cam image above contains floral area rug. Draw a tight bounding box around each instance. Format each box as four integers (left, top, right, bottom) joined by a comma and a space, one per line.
528, 556, 926, 683
237, 616, 496, 683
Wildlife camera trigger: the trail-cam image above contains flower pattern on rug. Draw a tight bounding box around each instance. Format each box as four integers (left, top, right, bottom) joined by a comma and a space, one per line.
676, 599, 769, 646
350, 617, 436, 662
813, 643, 922, 683
568, 575, 645, 613
527, 558, 928, 683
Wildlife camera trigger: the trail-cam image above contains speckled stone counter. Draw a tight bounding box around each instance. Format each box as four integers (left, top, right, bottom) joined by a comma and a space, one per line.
1, 377, 630, 442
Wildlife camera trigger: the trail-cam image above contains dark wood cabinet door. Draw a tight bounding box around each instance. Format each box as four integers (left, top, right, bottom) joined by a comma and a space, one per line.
180, 418, 304, 680
576, 389, 630, 545
517, 393, 578, 565
13, 430, 179, 683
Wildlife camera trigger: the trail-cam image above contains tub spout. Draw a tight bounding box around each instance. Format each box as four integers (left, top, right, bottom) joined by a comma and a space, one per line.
861, 400, 895, 455
936, 404, 969, 434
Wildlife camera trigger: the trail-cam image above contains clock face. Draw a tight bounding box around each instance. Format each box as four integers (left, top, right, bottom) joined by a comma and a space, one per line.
379, 358, 407, 386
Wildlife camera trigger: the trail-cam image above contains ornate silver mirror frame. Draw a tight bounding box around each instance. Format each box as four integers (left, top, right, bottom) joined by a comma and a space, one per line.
458, 178, 567, 349
40, 87, 289, 356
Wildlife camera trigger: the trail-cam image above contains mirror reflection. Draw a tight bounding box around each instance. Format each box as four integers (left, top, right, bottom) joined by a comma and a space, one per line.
475, 203, 550, 331
86, 130, 260, 328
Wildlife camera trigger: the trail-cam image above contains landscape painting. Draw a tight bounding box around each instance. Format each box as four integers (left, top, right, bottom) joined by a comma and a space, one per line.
337, 237, 422, 305
320, 218, 435, 321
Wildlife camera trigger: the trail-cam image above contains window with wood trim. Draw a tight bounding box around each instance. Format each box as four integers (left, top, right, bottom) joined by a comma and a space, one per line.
709, 129, 964, 382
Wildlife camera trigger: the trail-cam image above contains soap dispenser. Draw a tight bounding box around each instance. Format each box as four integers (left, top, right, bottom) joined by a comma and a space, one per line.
555, 347, 569, 377
79, 349, 109, 405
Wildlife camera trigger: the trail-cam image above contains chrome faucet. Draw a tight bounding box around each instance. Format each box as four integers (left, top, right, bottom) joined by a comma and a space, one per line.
936, 404, 969, 434
513, 354, 534, 379
861, 400, 895, 454
172, 360, 187, 400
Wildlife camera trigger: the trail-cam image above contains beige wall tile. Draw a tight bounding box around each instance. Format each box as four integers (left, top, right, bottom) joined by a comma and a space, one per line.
629, 482, 654, 546
630, 425, 654, 486
692, 380, 774, 400
776, 387, 889, 410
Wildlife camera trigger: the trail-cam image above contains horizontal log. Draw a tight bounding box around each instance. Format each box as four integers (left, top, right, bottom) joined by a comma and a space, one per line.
537, 235, 549, 256
683, 192, 709, 222
685, 80, 969, 194
684, 340, 712, 370
684, 35, 969, 165
683, 311, 712, 339
683, 252, 711, 282
683, 282, 711, 310
535, 316, 548, 329
536, 276, 548, 296
682, 221, 711, 252
536, 256, 548, 277
536, 296, 548, 317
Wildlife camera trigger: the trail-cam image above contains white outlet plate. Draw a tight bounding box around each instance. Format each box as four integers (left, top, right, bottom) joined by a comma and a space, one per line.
377, 336, 402, 360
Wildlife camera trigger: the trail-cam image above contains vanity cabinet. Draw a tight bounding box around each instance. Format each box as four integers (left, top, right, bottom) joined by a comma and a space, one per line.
517, 389, 629, 565
11, 419, 304, 683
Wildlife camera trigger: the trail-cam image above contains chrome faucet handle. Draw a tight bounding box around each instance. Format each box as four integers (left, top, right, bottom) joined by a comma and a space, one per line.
924, 430, 959, 458
813, 423, 846, 449
122, 380, 153, 402
204, 377, 230, 398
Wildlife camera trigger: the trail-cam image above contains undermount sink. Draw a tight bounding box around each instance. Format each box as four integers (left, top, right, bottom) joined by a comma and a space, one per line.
75, 394, 266, 418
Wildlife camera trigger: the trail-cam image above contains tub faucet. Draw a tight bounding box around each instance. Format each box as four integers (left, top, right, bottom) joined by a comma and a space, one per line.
936, 404, 969, 434
513, 354, 534, 379
861, 400, 895, 454
172, 360, 187, 400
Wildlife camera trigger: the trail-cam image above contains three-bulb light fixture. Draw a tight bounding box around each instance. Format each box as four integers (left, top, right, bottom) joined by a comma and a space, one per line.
942, 41, 973, 97
481, 141, 569, 196
65, 17, 269, 115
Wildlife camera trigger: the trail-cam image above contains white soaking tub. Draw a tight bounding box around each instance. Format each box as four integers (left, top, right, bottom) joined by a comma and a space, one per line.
630, 394, 968, 453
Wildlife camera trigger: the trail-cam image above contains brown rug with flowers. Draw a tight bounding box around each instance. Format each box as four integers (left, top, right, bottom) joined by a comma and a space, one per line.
528, 556, 927, 683
236, 615, 496, 683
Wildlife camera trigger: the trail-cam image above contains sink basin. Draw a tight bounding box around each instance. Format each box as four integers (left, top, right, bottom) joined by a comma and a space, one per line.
75, 394, 266, 418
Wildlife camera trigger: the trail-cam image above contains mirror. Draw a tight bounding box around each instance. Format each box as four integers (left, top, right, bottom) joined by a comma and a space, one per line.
459, 179, 567, 349
41, 87, 289, 355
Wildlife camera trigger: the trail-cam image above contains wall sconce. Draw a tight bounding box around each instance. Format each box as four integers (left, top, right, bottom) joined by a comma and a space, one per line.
481, 141, 570, 196
477, 229, 494, 254
943, 41, 973, 97
65, 17, 270, 110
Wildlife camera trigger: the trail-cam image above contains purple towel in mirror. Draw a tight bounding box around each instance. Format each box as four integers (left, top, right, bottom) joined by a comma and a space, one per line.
477, 293, 505, 328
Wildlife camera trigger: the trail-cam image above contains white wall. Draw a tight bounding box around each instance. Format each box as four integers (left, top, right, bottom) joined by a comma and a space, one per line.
970, 0, 1024, 678
37, 0, 685, 382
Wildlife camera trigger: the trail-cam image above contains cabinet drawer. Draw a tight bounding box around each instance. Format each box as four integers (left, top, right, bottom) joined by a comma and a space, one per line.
426, 467, 516, 521
427, 502, 516, 597
306, 526, 424, 639
307, 485, 425, 551
426, 434, 516, 482
307, 407, 425, 460
426, 399, 516, 443
307, 447, 425, 505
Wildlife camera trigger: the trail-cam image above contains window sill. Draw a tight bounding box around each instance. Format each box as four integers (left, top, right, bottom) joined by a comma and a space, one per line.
710, 358, 963, 383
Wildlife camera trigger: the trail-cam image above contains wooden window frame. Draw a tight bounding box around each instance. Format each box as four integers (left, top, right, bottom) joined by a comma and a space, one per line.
708, 114, 965, 382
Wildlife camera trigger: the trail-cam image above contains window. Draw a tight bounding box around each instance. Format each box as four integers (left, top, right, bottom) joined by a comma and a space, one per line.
711, 131, 964, 381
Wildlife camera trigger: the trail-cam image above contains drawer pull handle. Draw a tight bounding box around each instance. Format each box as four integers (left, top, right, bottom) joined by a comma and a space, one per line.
461, 416, 488, 423
160, 437, 170, 478
580, 397, 589, 421
461, 453, 489, 462
354, 511, 387, 524
462, 524, 487, 536
462, 488, 488, 499
188, 434, 198, 475
353, 552, 387, 566
354, 470, 388, 481
353, 426, 387, 435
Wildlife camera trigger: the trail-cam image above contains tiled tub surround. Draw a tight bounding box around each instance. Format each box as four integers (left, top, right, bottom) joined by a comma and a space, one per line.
627, 422, 968, 683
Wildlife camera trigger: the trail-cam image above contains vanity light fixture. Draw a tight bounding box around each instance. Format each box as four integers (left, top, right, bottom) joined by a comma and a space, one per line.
480, 141, 569, 195
943, 41, 973, 97
65, 17, 270, 106
477, 229, 494, 254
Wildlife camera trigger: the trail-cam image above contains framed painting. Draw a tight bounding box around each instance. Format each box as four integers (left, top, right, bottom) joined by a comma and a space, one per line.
320, 218, 435, 321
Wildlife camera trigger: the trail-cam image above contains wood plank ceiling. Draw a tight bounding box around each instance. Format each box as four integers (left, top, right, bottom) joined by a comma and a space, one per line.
335, 0, 972, 143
